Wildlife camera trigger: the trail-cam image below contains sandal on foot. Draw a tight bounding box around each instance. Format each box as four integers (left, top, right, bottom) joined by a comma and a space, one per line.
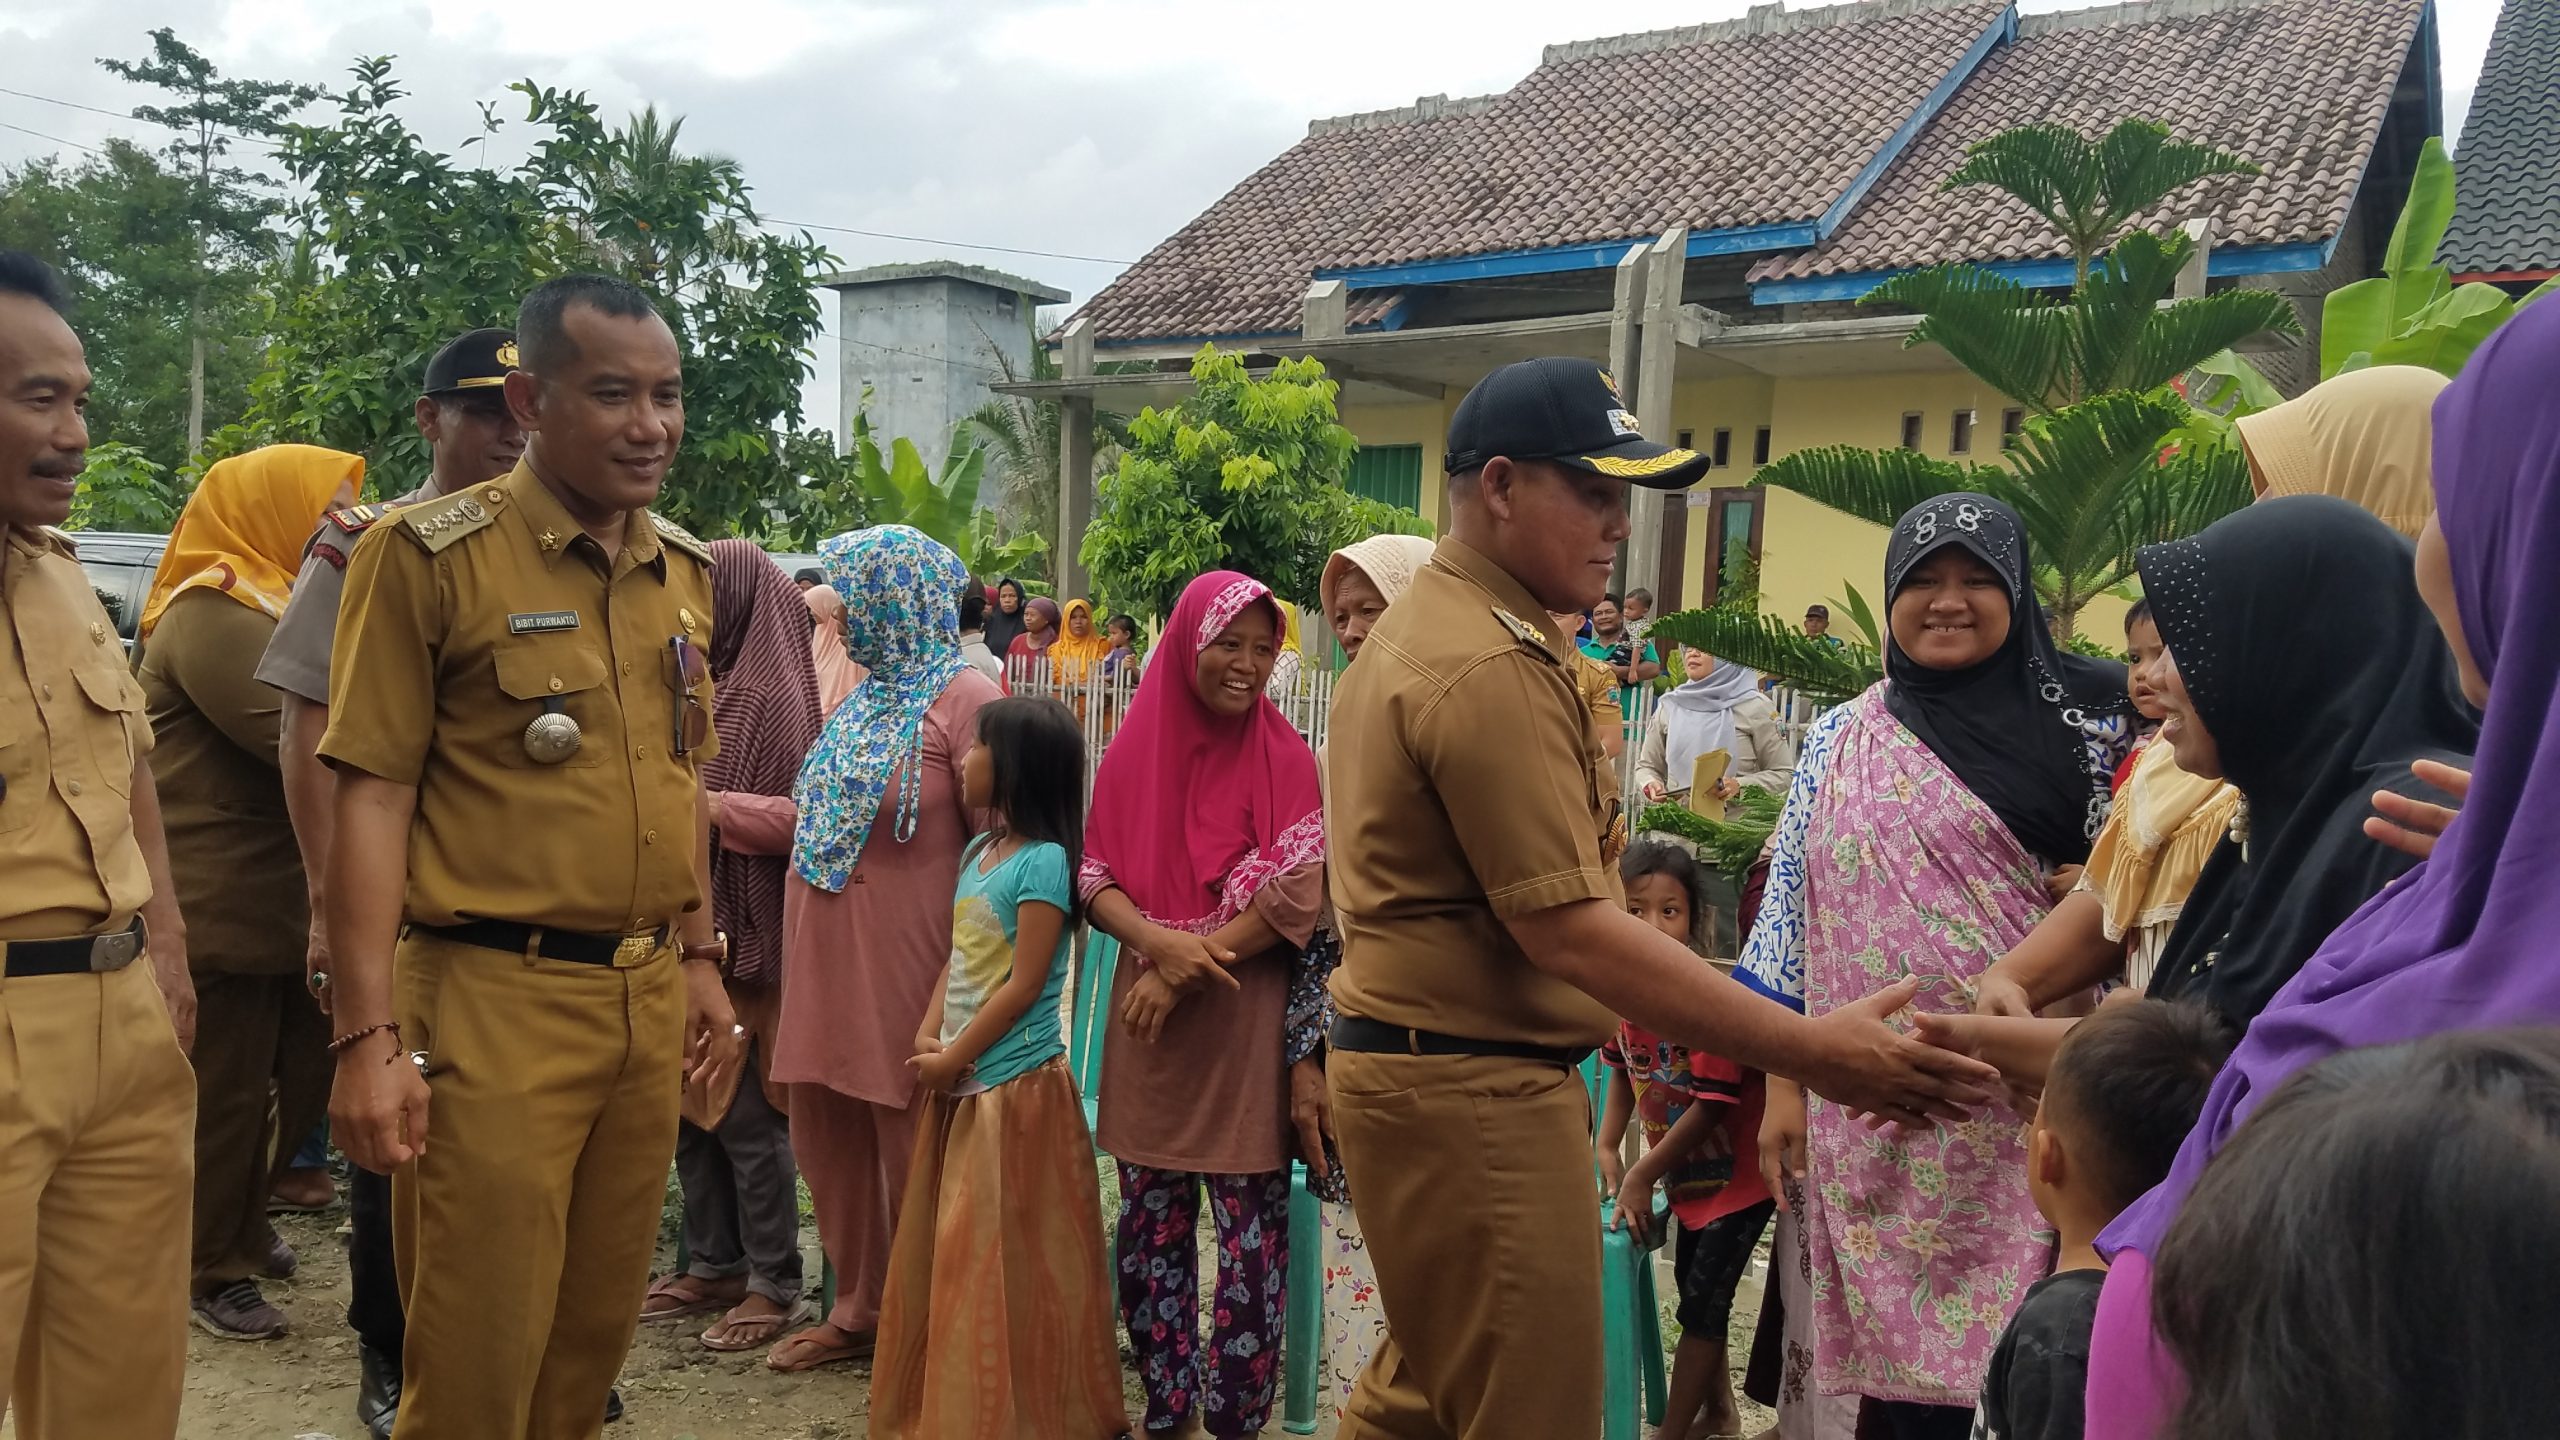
701, 1298, 801, 1353
641, 1273, 744, 1321
765, 1324, 873, 1372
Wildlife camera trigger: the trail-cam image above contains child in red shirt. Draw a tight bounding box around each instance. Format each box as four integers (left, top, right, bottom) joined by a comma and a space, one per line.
1598, 840, 1776, 1440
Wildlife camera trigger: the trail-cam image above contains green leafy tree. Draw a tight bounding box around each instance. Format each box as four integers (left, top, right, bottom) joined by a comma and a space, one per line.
1666, 119, 2289, 683
66, 441, 183, 533
99, 28, 320, 456
0, 139, 264, 480
236, 54, 851, 541
961, 321, 1134, 582
1080, 347, 1430, 619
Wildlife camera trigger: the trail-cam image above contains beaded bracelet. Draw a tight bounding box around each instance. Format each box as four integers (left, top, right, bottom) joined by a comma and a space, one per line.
328, 1020, 402, 1058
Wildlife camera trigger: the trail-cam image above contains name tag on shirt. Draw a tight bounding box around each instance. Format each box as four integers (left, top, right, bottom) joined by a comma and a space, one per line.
507, 610, 582, 635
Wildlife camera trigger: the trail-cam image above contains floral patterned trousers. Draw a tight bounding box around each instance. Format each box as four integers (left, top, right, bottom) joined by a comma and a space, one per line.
1115, 1164, 1291, 1436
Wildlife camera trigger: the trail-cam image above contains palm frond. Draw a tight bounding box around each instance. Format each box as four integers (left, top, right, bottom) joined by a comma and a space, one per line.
2122, 289, 2301, 396
1943, 122, 2103, 251
1997, 392, 2205, 614
1648, 608, 1880, 703
2111, 442, 2253, 559
2091, 119, 2258, 233
1751, 443, 2007, 531
2065, 228, 2195, 396
1865, 264, 2069, 409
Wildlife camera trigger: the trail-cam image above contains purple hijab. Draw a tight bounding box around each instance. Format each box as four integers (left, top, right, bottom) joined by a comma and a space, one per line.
2104, 298, 2560, 1262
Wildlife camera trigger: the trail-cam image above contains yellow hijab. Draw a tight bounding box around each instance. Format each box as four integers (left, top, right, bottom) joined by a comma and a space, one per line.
1049, 597, 1115, 683
1275, 597, 1304, 654
2235, 365, 2449, 538
140, 444, 362, 639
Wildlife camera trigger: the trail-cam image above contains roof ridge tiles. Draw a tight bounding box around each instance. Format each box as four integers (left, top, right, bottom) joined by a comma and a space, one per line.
2020, 0, 2267, 36
1542, 0, 2000, 65
1306, 93, 1503, 139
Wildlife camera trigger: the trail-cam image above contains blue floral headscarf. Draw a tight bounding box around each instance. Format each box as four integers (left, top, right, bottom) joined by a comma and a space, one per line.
790, 525, 970, 891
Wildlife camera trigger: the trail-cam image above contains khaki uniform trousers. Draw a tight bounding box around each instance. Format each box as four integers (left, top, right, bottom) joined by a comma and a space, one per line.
1330, 1049, 1605, 1440
390, 927, 682, 1440
0, 956, 195, 1440
189, 970, 334, 1288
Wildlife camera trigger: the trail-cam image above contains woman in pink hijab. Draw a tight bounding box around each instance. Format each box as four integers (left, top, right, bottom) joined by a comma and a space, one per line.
803, 583, 865, 713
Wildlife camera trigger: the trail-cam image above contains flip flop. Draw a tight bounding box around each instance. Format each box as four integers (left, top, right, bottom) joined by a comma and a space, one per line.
765, 1325, 874, 1373
701, 1300, 803, 1354
641, 1274, 744, 1322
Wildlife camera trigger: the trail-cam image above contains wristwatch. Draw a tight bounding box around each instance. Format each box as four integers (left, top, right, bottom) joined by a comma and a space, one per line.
680, 932, 729, 966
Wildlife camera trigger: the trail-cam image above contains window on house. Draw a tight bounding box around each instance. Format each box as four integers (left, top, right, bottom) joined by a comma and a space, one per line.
1900, 412, 1925, 451
1703, 489, 1764, 607
1753, 427, 1772, 466
2002, 407, 2025, 441
1346, 444, 1424, 514
1676, 429, 1695, 452
1712, 428, 1732, 467
1950, 409, 1976, 455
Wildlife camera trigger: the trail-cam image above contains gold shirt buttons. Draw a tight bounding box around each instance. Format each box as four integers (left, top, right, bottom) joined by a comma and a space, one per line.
635, 745, 647, 760
644, 829, 659, 845
548, 676, 564, 693
678, 607, 697, 634
39, 683, 51, 700
66, 779, 83, 796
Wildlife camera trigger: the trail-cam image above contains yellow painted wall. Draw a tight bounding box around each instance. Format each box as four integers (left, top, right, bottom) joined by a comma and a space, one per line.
1338, 397, 1457, 531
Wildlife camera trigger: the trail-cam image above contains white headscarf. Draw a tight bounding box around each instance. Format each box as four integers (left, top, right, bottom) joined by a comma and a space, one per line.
1321, 533, 1438, 617
1658, 652, 1761, 786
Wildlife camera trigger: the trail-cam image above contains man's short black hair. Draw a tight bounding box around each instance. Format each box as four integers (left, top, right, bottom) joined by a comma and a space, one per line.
517, 274, 662, 376
794, 567, 825, 587
959, 592, 987, 630
1600, 592, 1622, 608
0, 251, 71, 315
2046, 1000, 2237, 1215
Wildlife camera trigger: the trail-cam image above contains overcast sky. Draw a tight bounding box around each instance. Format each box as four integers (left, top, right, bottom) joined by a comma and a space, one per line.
0, 0, 2510, 431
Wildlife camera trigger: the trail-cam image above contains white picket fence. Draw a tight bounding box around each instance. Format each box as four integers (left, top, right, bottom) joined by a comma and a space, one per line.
1001, 653, 1817, 821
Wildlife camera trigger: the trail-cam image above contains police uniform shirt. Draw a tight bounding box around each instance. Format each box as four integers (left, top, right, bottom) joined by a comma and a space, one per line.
1325, 537, 1622, 1049
317, 463, 718, 936
0, 527, 154, 938
255, 483, 432, 706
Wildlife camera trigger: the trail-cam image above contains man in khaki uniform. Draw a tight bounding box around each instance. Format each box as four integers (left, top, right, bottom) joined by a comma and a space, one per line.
1325, 358, 1996, 1439
258, 326, 526, 1439
321, 274, 742, 1440
0, 251, 198, 1438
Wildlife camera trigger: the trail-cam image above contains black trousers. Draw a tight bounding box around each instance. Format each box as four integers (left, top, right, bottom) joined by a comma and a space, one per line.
346, 1166, 405, 1355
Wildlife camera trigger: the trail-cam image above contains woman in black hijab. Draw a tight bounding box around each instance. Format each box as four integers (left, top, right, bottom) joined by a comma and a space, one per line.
982, 576, 1029, 658
2139, 494, 2477, 1027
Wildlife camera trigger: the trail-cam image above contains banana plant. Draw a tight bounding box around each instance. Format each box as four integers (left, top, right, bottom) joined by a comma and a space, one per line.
848, 412, 1048, 577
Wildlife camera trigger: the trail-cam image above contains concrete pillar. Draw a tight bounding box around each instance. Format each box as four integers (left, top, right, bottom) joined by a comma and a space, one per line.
1056, 316, 1096, 599
2175, 217, 2217, 299
1624, 228, 1687, 600
1302, 279, 1349, 341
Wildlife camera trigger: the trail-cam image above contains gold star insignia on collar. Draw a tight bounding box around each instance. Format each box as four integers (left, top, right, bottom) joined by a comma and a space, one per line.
538, 529, 561, 551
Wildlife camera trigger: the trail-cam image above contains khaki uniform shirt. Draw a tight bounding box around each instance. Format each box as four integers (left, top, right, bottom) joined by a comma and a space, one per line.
318, 464, 719, 935
0, 528, 154, 938
1325, 538, 1623, 1049
256, 482, 432, 706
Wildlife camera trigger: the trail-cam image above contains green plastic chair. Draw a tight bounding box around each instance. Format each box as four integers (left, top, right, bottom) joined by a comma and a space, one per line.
1067, 927, 1326, 1432
1583, 1053, 1670, 1440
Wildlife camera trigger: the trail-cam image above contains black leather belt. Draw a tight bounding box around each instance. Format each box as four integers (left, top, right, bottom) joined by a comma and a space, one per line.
417, 919, 666, 967
2, 918, 147, 978
1330, 1014, 1592, 1067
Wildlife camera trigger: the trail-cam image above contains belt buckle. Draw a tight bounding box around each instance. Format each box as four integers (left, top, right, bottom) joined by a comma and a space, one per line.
90, 928, 139, 973
612, 931, 659, 966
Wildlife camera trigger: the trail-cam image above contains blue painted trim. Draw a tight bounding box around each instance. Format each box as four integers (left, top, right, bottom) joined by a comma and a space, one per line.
1819, 6, 2017, 238
1317, 238, 1643, 288
1365, 296, 1414, 332
1747, 237, 2342, 305
1687, 223, 1818, 257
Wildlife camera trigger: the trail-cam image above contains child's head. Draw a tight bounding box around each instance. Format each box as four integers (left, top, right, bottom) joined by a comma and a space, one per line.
2124, 597, 2165, 722
2031, 1000, 2234, 1230
1619, 839, 1707, 950
963, 696, 1087, 868
2156, 1028, 2560, 1440
1106, 615, 1139, 650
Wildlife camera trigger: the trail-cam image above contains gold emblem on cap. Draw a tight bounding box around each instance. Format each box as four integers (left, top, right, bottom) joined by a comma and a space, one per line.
495, 341, 520, 368
679, 607, 697, 634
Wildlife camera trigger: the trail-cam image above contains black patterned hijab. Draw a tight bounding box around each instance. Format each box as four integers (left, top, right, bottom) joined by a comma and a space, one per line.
1882, 494, 2132, 865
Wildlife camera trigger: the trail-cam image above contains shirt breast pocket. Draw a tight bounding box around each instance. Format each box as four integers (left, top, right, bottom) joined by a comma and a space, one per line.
0, 691, 36, 834
72, 660, 143, 798
492, 639, 610, 770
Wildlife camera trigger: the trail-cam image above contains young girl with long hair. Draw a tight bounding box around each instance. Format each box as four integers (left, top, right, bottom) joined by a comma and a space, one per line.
871, 695, 1131, 1438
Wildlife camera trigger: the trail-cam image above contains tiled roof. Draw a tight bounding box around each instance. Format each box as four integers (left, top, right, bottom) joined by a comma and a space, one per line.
1752, 0, 2429, 284
1074, 0, 2010, 344
2439, 0, 2560, 277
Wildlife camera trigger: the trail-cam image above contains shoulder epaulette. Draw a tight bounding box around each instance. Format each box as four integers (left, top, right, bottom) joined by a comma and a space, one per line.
648, 512, 713, 566
326, 503, 392, 533
1491, 605, 1561, 665
37, 525, 78, 558
392, 487, 504, 554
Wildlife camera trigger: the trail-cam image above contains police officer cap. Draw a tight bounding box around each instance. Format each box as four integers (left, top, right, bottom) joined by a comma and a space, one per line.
422, 328, 519, 398
1443, 356, 1709, 490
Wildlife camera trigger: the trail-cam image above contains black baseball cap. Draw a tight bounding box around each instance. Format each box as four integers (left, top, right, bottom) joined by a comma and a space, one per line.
1806, 604, 1830, 619
422, 328, 518, 398
1443, 356, 1710, 488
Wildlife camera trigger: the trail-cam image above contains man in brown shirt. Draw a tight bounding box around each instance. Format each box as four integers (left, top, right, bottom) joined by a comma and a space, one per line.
321, 275, 742, 1438
255, 326, 523, 1438
0, 251, 198, 1438
1325, 358, 1996, 1438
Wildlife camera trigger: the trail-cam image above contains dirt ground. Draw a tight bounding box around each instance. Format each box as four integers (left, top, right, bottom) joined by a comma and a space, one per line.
31, 1200, 1774, 1440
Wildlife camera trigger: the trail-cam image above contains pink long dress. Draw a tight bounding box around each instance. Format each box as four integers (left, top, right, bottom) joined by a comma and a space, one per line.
719, 672, 1001, 1333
